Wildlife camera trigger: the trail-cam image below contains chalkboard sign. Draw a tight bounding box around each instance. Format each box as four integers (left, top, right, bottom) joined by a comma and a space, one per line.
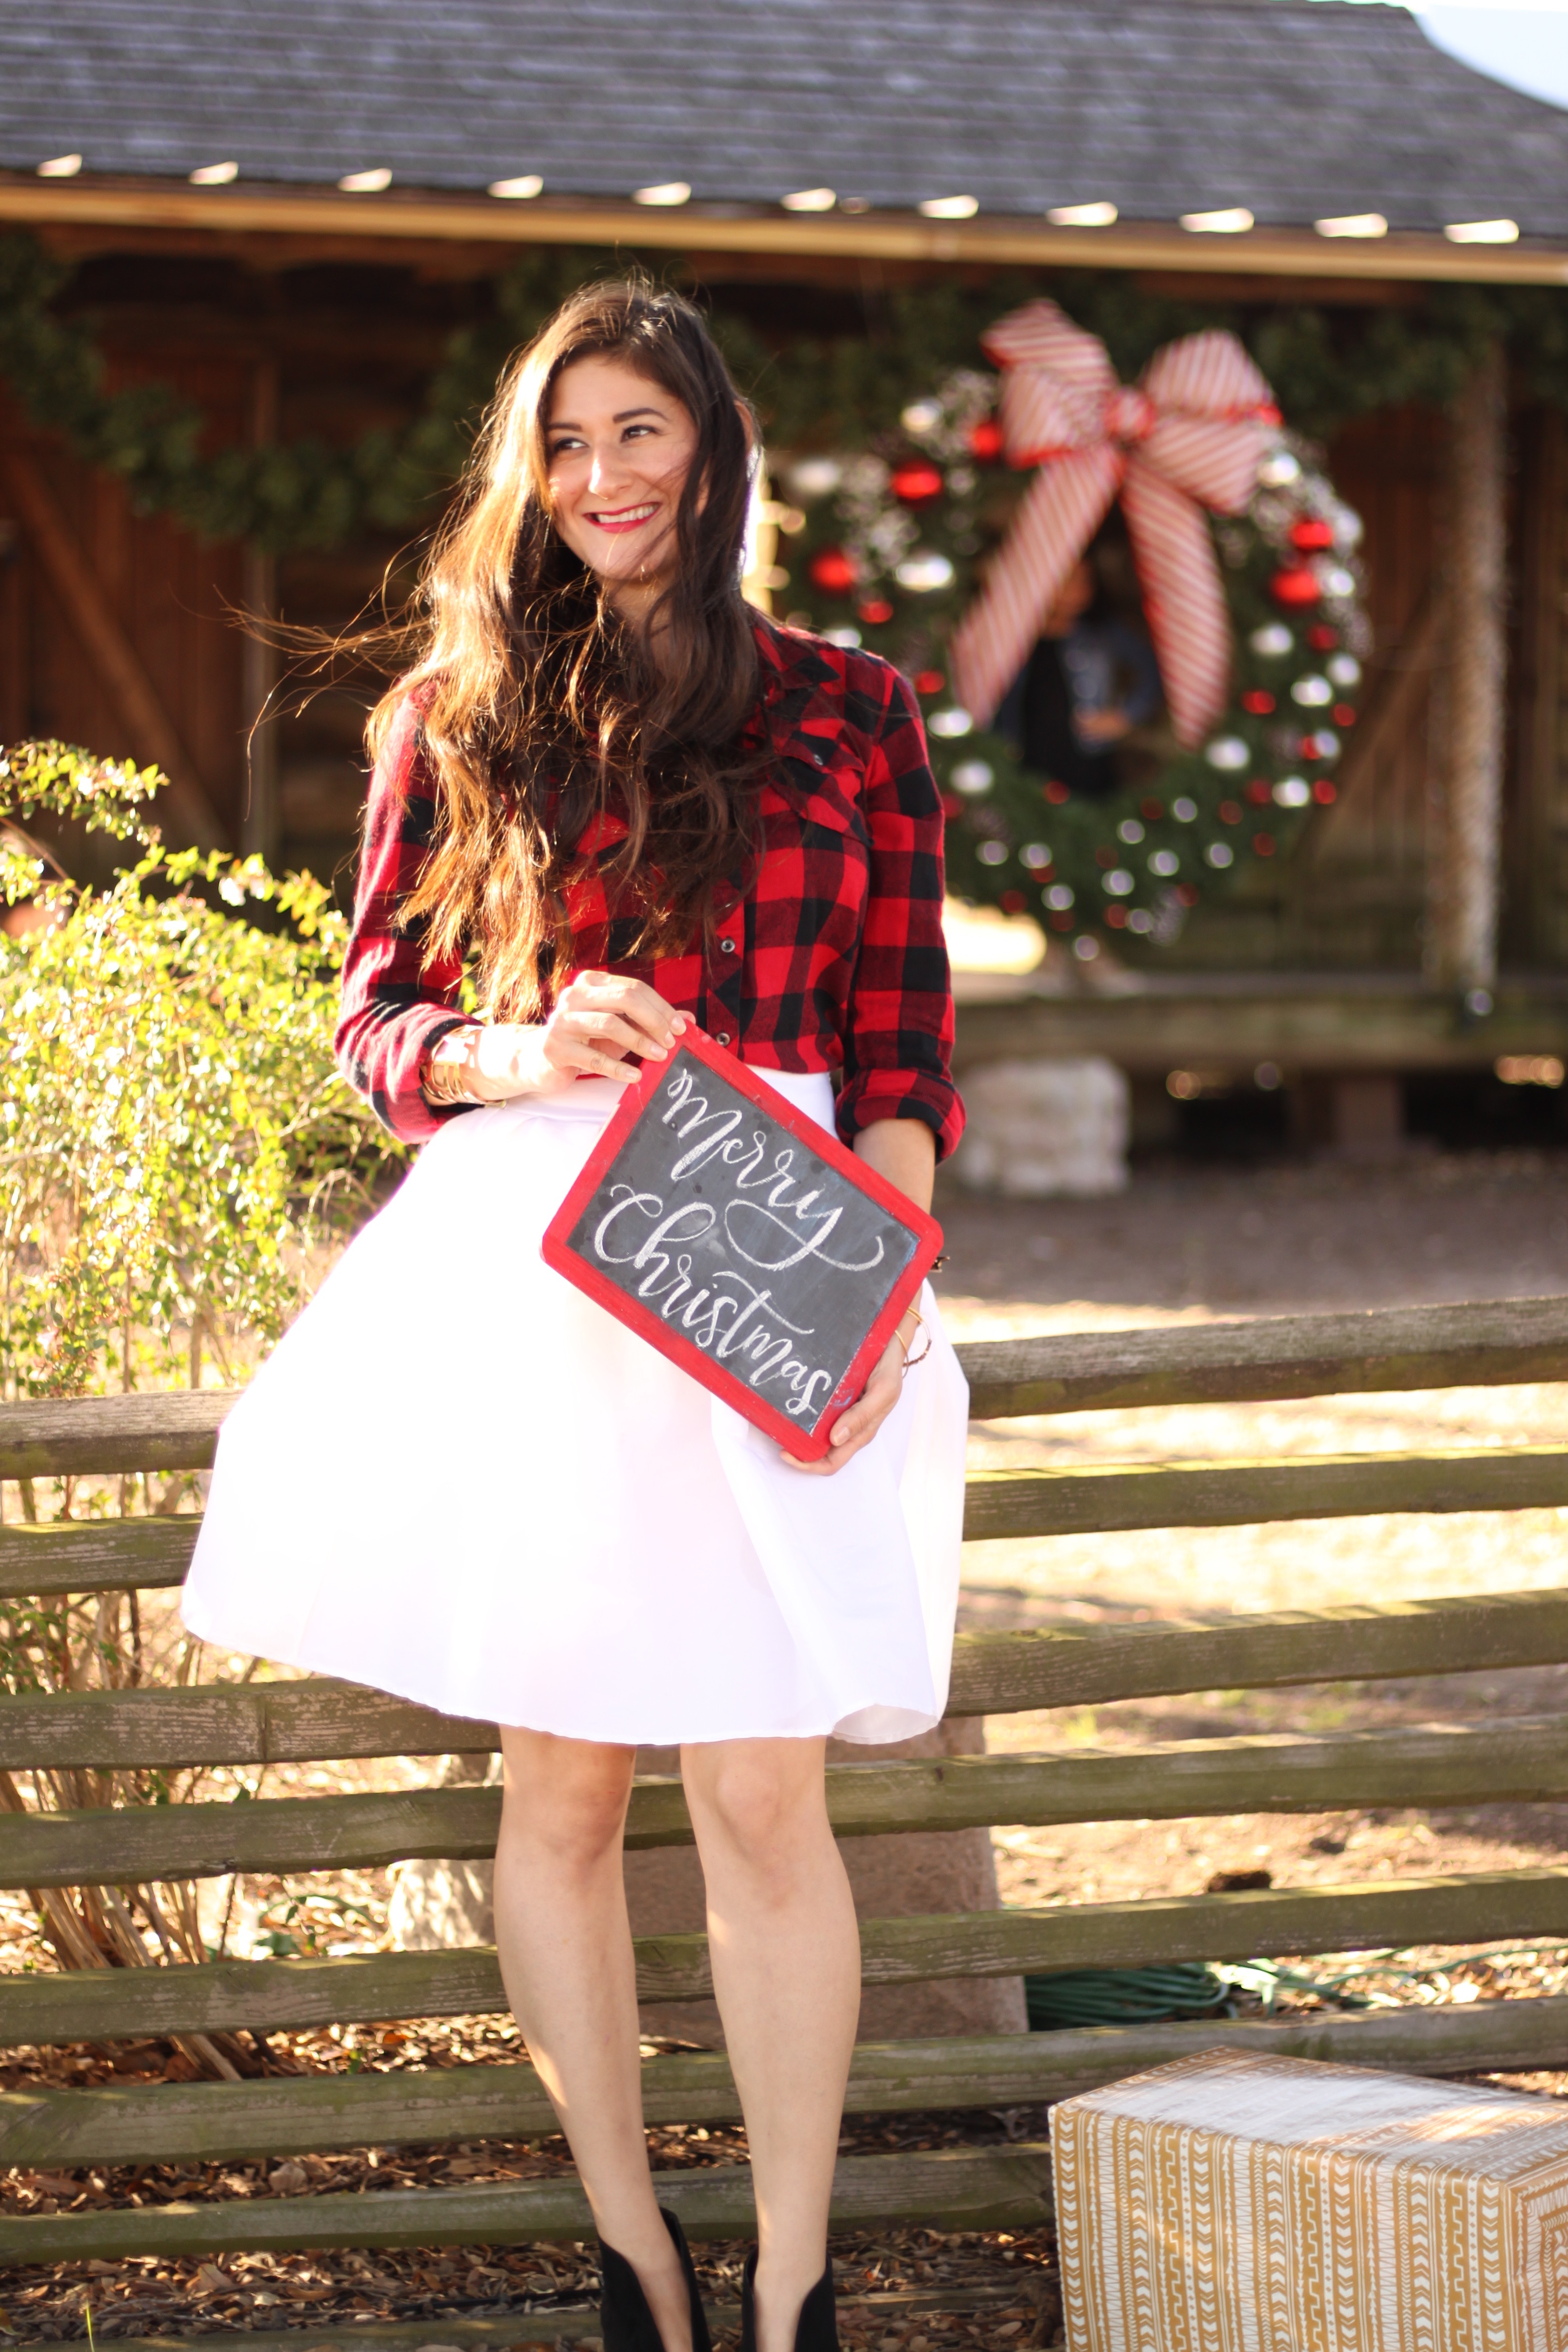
542, 1029, 944, 1462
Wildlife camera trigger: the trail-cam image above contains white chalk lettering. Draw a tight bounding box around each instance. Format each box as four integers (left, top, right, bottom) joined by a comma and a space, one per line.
580, 1063, 903, 1425
722, 1197, 885, 1274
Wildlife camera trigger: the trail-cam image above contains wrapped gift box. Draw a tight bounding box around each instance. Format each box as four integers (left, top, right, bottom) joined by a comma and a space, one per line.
1052, 2047, 1568, 2350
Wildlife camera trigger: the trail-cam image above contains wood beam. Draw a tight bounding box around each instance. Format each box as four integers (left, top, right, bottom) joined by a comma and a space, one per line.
1513, 408, 1565, 960
2, 177, 1568, 287
0, 446, 227, 849
1427, 344, 1508, 989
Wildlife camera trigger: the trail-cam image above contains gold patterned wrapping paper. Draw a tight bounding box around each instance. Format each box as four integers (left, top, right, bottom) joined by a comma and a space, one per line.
1052, 2048, 1568, 2351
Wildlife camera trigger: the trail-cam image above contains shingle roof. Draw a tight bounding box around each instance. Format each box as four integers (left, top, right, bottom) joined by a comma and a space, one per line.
5, 0, 1568, 238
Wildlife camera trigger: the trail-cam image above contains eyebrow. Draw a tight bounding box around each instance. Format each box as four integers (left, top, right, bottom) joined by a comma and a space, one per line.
547, 405, 668, 431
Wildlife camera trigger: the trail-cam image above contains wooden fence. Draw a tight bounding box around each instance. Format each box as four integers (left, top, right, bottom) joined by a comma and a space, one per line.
1, 1293, 1567, 2333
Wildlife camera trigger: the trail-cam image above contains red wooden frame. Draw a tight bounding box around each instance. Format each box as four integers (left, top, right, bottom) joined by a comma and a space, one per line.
541, 1029, 944, 1462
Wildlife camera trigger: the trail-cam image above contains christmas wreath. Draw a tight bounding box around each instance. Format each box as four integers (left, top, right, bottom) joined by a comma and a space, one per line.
774, 301, 1370, 960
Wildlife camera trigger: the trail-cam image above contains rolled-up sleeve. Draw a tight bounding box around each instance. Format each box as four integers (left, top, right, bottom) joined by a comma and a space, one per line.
835, 671, 965, 1161
334, 695, 479, 1144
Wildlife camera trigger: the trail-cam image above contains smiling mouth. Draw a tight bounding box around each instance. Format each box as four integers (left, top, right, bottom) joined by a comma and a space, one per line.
588, 501, 659, 535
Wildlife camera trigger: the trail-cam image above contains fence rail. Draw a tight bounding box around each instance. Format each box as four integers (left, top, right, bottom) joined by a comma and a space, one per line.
0, 1717, 1562, 1886
1, 1291, 1566, 2292
6, 1999, 1568, 2179
2, 1587, 1564, 1765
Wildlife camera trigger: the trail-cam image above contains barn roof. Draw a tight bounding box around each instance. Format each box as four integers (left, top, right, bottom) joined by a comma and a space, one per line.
4, 0, 1568, 281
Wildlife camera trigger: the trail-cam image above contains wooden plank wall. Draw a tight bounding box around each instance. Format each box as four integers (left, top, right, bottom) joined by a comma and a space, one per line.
0, 249, 468, 880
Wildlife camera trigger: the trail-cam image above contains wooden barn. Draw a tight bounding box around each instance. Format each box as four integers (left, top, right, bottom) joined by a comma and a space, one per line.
4, 0, 1568, 1127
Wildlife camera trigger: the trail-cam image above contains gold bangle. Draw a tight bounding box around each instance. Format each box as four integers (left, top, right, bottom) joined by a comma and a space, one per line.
422, 1041, 484, 1108
896, 1307, 931, 1374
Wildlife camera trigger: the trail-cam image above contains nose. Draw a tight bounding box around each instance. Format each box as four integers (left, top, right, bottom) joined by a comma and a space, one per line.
587, 442, 628, 494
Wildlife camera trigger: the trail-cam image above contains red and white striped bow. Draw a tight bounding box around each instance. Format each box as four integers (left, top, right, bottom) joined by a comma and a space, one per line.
949, 301, 1278, 748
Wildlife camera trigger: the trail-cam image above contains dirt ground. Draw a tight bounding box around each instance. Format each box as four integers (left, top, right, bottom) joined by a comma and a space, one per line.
5, 1145, 1567, 2344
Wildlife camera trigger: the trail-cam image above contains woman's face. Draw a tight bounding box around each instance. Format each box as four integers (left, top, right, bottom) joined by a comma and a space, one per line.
544, 354, 700, 612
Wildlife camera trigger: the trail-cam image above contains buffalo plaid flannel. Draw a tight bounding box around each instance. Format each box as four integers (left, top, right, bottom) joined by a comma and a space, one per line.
335, 617, 964, 1159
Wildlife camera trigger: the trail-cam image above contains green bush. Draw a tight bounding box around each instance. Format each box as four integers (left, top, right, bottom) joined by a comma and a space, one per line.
0, 740, 404, 1410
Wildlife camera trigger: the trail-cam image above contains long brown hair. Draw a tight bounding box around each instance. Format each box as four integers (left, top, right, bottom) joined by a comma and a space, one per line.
370, 280, 761, 1021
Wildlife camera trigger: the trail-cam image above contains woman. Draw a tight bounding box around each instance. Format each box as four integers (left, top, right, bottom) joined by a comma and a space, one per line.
997, 553, 1163, 799
183, 283, 969, 2352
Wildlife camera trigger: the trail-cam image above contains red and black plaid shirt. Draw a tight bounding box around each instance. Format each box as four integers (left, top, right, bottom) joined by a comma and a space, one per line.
335, 616, 964, 1159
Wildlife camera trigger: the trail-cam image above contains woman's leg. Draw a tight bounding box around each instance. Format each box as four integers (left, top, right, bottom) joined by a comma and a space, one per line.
493, 1728, 693, 2352
681, 1738, 860, 2352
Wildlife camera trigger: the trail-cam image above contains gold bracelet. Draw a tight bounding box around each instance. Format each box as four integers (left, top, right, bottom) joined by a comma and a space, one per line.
422, 1041, 484, 1108
896, 1306, 931, 1375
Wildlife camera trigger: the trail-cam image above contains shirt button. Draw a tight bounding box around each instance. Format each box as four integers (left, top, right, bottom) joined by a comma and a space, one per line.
720, 936, 737, 954
717, 1031, 732, 1046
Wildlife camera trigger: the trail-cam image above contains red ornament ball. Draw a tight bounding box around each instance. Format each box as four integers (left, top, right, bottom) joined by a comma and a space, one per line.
1271, 566, 1321, 608
1252, 832, 1276, 858
1044, 779, 1071, 805
1140, 797, 1165, 822
1289, 517, 1335, 552
999, 888, 1028, 915
1218, 801, 1243, 826
1104, 903, 1129, 929
914, 668, 946, 694
1246, 778, 1273, 805
1312, 778, 1337, 804
889, 460, 944, 504
809, 547, 859, 594
857, 598, 894, 625
1175, 882, 1201, 908
968, 418, 1005, 460
1307, 623, 1339, 650
1333, 702, 1357, 727
1240, 689, 1275, 715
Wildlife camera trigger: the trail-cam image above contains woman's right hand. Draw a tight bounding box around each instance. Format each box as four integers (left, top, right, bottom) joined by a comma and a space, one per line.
433, 973, 688, 1102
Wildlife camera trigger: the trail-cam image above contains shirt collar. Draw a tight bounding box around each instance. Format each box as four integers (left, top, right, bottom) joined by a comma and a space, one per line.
751, 614, 840, 767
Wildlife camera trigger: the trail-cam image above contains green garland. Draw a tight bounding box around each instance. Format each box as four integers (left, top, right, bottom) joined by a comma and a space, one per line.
2, 231, 1567, 555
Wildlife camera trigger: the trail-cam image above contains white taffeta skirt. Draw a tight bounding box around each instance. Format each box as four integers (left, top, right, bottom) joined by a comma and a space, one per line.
181, 1070, 969, 1746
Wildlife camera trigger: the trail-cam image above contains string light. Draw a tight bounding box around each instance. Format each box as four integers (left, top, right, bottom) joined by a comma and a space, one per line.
1180, 207, 1254, 234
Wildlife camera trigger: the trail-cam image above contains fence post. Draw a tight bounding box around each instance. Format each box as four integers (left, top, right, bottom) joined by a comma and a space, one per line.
1427, 340, 1508, 994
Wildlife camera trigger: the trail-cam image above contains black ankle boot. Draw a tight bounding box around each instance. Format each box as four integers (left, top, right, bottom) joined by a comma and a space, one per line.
599, 2208, 712, 2352
739, 2249, 839, 2352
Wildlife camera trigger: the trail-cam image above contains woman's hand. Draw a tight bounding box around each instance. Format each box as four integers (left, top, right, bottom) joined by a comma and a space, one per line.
783, 1305, 923, 1477
784, 1118, 936, 1474
429, 974, 687, 1102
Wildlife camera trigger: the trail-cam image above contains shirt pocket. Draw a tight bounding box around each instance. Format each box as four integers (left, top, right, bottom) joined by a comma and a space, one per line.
764, 752, 868, 846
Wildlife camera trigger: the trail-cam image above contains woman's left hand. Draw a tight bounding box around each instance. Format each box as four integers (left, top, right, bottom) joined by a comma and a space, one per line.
784, 1118, 934, 1476
781, 1308, 919, 1477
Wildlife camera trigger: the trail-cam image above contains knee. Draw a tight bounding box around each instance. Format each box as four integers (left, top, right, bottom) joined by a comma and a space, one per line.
499, 1733, 634, 1869
686, 1744, 829, 1891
